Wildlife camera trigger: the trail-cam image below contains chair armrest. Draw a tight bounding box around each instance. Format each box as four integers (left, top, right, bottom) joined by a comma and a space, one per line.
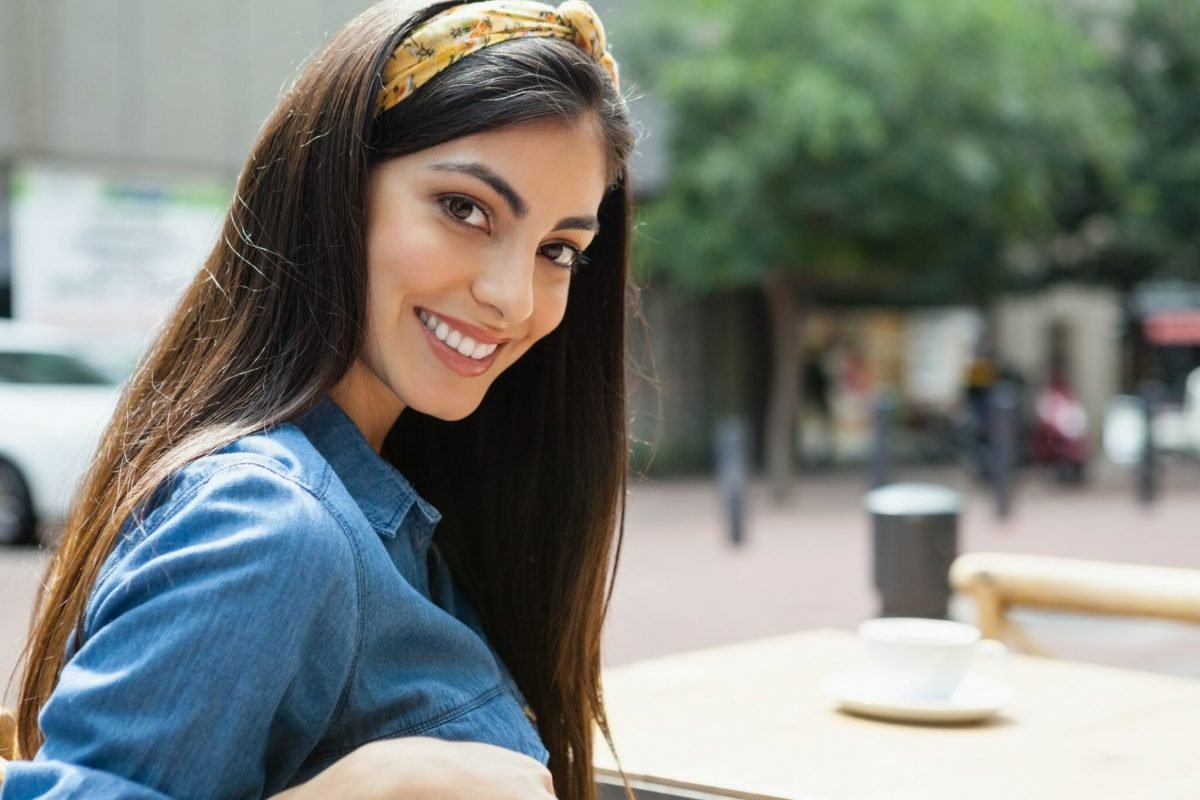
0, 706, 9, 788
950, 552, 1200, 624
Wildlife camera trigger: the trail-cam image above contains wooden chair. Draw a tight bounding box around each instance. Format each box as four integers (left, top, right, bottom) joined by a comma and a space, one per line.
949, 552, 1200, 654
0, 706, 14, 786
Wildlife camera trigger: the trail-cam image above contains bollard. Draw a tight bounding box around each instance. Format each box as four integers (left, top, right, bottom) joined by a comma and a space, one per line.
865, 483, 962, 618
714, 416, 749, 546
868, 392, 895, 489
990, 380, 1019, 520
1138, 381, 1161, 506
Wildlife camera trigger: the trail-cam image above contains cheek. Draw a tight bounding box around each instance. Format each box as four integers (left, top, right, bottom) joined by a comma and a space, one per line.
529, 279, 572, 338
366, 221, 453, 300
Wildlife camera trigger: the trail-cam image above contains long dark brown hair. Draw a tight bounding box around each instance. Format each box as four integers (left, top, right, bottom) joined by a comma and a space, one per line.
14, 2, 636, 798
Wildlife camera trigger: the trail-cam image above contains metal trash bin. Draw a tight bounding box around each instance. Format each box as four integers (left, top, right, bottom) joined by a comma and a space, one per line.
864, 483, 962, 619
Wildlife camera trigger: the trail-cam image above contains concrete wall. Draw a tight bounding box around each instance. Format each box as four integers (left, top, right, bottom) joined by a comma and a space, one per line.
628, 288, 771, 475
0, 0, 378, 173
0, 0, 649, 176
0, 1, 24, 155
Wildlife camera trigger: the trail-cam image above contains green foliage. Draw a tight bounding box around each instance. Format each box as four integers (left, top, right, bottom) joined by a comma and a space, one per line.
620, 0, 1131, 299
1099, 0, 1200, 281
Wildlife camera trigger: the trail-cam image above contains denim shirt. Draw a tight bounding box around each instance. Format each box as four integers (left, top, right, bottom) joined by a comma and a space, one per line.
2, 398, 547, 799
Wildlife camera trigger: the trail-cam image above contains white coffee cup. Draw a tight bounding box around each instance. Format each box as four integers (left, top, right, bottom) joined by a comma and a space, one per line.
857, 617, 1006, 700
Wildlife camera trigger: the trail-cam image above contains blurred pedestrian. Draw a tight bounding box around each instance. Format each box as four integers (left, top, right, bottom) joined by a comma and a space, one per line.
1, 2, 633, 799
802, 346, 834, 465
962, 341, 997, 479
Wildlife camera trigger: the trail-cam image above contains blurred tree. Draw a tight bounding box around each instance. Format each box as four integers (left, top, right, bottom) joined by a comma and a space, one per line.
620, 0, 1128, 500
1051, 0, 1200, 291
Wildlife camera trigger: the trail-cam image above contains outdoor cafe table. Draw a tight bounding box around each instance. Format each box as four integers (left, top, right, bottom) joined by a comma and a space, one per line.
594, 629, 1200, 800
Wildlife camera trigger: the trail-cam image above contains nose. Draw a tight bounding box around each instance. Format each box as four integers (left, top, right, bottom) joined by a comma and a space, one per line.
471, 246, 536, 323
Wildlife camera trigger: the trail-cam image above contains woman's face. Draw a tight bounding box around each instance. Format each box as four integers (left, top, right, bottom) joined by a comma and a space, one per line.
333, 117, 609, 442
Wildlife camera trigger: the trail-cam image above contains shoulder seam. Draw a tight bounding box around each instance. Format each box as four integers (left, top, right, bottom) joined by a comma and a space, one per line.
126, 456, 323, 545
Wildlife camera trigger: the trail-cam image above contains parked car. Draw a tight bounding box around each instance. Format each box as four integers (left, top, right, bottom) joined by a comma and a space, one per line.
0, 321, 120, 545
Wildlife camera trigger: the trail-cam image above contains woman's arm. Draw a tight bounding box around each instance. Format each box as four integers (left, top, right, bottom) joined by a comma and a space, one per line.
0, 463, 558, 800
0, 464, 358, 799
272, 737, 556, 800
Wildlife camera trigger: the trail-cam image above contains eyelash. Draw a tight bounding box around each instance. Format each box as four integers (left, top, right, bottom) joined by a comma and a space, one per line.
438, 194, 587, 271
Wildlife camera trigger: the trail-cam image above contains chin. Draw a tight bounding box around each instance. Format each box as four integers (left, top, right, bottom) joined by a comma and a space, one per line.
408, 393, 486, 422
427, 407, 478, 422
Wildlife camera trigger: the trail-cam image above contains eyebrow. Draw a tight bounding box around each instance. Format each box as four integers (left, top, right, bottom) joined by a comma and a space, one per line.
555, 215, 601, 233
430, 160, 600, 233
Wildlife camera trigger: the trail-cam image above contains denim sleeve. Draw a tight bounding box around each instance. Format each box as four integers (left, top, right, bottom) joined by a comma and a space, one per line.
1, 461, 361, 800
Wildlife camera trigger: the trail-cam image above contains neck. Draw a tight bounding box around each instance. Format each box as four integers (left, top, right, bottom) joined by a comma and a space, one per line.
329, 362, 405, 452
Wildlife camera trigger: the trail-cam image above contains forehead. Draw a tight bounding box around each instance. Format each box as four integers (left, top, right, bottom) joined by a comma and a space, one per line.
376, 117, 610, 214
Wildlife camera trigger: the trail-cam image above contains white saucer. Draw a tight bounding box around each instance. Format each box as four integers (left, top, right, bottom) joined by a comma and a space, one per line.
823, 670, 1014, 724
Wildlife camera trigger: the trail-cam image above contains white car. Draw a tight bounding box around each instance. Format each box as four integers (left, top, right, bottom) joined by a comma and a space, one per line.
0, 321, 120, 545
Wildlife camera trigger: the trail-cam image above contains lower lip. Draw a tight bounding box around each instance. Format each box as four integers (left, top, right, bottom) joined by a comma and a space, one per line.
417, 312, 502, 377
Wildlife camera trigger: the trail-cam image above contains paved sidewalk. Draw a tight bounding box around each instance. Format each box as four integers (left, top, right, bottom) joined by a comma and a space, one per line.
602, 464, 1200, 676
4, 462, 1200, 707
0, 547, 44, 707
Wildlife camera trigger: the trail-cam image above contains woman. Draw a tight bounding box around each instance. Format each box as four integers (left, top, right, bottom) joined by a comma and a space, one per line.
2, 1, 635, 797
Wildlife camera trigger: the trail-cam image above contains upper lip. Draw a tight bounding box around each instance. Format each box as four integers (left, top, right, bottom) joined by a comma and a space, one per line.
418, 308, 511, 345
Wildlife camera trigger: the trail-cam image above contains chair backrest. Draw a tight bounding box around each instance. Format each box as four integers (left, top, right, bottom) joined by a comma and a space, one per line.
949, 551, 1200, 644
0, 707, 14, 760
0, 706, 13, 787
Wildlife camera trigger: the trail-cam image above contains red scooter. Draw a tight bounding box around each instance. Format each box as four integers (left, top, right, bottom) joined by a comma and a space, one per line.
1030, 377, 1088, 483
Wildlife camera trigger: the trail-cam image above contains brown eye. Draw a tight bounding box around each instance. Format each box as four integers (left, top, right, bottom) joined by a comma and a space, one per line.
440, 195, 489, 231
541, 242, 582, 269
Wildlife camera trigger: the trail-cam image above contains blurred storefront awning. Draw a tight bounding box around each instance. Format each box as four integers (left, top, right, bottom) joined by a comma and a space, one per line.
1144, 311, 1200, 345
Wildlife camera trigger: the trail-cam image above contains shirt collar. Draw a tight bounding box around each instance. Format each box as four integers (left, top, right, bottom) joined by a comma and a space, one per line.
296, 397, 441, 539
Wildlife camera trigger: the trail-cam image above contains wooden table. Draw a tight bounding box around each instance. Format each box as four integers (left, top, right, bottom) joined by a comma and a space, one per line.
595, 629, 1200, 800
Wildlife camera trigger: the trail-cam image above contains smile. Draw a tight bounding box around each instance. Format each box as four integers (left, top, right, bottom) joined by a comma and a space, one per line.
417, 310, 500, 360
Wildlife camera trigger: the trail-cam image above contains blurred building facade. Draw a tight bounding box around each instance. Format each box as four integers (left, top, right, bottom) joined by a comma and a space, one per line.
0, 0, 388, 361
0, 1, 398, 203
996, 286, 1124, 450
0, 0, 1162, 474
0, 0, 654, 369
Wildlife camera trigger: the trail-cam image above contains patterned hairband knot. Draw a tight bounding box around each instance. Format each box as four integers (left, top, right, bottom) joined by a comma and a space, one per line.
375, 0, 620, 115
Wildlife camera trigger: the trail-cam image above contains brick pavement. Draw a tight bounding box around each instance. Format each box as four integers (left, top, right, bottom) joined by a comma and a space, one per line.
3, 462, 1200, 708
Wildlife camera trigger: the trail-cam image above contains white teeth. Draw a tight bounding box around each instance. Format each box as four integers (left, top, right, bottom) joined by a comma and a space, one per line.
419, 310, 500, 360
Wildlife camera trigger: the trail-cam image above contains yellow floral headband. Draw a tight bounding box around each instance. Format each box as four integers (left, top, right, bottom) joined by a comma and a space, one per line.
375, 0, 620, 115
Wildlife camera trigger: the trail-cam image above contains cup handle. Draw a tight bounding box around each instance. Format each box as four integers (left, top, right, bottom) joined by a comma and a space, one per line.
973, 638, 1010, 685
